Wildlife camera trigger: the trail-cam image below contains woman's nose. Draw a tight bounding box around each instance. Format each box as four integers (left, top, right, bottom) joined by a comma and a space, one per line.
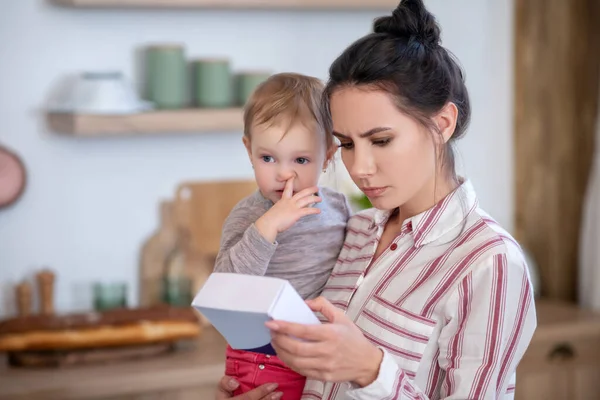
350, 147, 376, 178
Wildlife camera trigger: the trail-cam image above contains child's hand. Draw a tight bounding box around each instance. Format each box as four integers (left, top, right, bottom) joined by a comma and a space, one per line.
255, 178, 321, 243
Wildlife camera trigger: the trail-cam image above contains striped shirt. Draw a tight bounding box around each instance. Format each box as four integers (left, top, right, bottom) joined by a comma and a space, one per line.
302, 180, 537, 400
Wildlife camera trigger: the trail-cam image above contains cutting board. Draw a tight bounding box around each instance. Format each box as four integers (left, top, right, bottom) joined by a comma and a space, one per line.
138, 180, 256, 315
139, 201, 178, 307
174, 180, 257, 256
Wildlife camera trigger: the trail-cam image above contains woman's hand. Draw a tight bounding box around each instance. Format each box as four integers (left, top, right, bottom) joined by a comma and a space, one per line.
266, 296, 383, 387
215, 376, 282, 400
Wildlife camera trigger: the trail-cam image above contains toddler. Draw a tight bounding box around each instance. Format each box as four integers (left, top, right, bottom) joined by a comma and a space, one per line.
214, 72, 350, 399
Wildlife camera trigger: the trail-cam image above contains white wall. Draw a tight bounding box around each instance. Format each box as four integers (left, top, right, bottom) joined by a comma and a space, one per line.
0, 0, 513, 317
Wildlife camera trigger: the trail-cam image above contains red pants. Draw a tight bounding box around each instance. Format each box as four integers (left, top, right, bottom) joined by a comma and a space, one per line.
225, 346, 306, 400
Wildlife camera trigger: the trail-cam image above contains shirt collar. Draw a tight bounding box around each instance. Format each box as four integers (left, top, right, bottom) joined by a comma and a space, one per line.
371, 179, 478, 247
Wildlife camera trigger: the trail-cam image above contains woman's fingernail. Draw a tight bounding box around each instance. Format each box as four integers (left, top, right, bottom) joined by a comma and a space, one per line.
266, 383, 278, 391
271, 392, 284, 400
228, 379, 239, 389
265, 321, 279, 330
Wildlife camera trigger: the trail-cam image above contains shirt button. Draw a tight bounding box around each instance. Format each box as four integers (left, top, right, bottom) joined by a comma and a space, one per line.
258, 364, 265, 370
390, 243, 398, 251
265, 354, 271, 358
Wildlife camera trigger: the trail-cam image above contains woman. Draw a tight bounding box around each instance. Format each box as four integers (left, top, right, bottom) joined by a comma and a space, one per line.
218, 0, 536, 398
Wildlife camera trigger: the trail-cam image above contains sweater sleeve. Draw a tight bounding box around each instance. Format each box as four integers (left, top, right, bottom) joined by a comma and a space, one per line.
213, 202, 278, 276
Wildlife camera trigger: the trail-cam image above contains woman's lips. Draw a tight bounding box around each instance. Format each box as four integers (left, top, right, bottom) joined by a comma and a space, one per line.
361, 187, 388, 198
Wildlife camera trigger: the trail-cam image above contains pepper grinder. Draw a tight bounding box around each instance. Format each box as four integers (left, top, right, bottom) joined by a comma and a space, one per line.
15, 281, 32, 317
36, 269, 55, 315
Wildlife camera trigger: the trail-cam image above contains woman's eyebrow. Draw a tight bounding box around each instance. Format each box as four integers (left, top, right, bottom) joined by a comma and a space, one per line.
332, 127, 392, 139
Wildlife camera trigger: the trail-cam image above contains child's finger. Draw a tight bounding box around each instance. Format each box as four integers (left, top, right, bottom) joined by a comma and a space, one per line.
293, 186, 319, 200
296, 196, 321, 209
299, 207, 321, 217
283, 178, 294, 199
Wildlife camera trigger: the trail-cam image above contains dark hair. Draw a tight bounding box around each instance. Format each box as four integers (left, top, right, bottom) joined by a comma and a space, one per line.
322, 0, 471, 180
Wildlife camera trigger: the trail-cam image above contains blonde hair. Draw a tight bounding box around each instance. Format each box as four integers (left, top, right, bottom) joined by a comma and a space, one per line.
243, 72, 333, 151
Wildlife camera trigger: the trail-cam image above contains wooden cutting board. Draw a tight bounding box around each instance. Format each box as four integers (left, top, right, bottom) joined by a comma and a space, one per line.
138, 180, 256, 317
173, 179, 257, 256
139, 201, 178, 307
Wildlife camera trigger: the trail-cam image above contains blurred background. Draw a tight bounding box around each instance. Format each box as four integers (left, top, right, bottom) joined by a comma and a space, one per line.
0, 1, 599, 399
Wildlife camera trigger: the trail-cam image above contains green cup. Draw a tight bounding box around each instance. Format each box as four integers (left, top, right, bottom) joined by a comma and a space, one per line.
93, 282, 128, 311
193, 58, 232, 108
145, 44, 187, 109
235, 71, 271, 106
161, 276, 192, 307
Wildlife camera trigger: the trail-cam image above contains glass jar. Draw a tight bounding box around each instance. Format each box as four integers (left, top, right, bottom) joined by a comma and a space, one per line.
162, 228, 193, 307
93, 282, 128, 311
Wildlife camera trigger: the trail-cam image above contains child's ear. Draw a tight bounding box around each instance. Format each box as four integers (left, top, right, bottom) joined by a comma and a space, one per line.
242, 136, 252, 160
323, 144, 337, 170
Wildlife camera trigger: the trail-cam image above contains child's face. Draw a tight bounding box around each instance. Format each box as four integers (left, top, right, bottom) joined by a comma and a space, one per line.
244, 120, 328, 204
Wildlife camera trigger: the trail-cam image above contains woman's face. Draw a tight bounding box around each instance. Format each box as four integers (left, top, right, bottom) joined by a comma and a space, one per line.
330, 87, 438, 212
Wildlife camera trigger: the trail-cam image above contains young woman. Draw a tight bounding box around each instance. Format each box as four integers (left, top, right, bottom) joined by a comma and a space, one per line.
217, 1, 536, 398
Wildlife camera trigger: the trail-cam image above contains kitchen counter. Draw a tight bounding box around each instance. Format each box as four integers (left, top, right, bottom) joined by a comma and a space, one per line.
4, 300, 590, 399
0, 327, 227, 400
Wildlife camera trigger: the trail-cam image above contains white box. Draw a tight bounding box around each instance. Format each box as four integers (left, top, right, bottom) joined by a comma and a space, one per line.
191, 273, 321, 351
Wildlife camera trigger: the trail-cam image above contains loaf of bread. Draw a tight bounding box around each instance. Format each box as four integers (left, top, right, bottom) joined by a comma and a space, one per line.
0, 305, 201, 352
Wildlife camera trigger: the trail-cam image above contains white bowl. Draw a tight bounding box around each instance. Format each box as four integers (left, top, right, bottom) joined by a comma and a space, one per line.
48, 71, 153, 115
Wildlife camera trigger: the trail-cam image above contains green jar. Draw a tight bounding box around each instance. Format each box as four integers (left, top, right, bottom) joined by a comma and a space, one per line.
193, 58, 232, 108
93, 282, 128, 311
161, 276, 192, 307
235, 71, 271, 106
145, 44, 187, 109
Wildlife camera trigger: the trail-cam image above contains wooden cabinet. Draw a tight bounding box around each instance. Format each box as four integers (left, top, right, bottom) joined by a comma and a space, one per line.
516, 300, 600, 400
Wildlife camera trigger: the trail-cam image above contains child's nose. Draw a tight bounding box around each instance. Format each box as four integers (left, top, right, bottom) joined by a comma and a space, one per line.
277, 168, 296, 182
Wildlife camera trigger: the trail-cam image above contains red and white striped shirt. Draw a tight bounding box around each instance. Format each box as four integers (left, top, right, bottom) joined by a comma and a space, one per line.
302, 181, 537, 400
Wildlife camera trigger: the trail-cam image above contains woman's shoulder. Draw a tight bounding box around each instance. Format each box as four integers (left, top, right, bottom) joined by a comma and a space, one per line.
346, 208, 379, 231
349, 207, 378, 220
467, 207, 527, 271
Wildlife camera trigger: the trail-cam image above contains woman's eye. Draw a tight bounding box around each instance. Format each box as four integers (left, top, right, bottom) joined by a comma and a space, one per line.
296, 158, 309, 165
338, 142, 354, 150
261, 156, 275, 163
373, 138, 391, 147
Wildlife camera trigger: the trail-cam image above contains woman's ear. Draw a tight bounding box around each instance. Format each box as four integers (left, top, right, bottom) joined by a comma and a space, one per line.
433, 102, 458, 144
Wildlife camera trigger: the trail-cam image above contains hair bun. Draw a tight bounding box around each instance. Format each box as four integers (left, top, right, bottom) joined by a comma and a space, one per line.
373, 0, 441, 48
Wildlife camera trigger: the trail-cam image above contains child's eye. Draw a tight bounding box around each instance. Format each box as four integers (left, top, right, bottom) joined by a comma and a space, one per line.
261, 156, 275, 163
296, 158, 309, 165
338, 142, 354, 150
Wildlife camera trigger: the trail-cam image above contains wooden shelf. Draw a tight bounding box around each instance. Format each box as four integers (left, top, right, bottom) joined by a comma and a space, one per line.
47, 108, 244, 137
52, 0, 397, 10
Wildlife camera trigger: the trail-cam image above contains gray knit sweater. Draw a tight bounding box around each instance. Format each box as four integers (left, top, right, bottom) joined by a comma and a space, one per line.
214, 187, 351, 300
